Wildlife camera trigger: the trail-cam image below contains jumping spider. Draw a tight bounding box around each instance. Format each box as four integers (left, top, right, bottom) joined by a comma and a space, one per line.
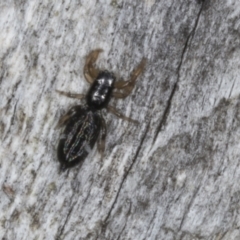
56, 49, 146, 170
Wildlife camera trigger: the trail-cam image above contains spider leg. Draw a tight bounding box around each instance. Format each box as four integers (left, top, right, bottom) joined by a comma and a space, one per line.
97, 115, 107, 160
56, 90, 85, 100
113, 58, 146, 99
84, 49, 103, 84
107, 105, 139, 124
56, 106, 80, 128
56, 110, 72, 128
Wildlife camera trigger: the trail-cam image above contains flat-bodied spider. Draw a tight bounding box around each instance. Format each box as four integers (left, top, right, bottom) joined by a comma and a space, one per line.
56, 49, 146, 170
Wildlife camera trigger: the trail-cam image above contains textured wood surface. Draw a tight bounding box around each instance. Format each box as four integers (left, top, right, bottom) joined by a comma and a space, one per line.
1, 1, 240, 239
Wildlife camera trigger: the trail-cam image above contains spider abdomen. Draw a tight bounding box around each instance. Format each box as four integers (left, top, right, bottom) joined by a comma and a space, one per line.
57, 106, 101, 170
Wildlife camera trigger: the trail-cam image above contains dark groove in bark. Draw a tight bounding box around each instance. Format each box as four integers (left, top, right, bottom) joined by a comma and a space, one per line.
56, 203, 75, 240
55, 171, 80, 239
102, 121, 150, 229
144, 209, 157, 240
179, 183, 201, 231
152, 4, 204, 144
116, 222, 127, 240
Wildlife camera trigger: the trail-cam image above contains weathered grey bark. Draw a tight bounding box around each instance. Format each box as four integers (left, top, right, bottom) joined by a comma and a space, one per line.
1, 0, 240, 239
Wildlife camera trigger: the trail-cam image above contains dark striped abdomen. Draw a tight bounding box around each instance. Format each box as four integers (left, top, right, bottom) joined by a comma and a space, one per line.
57, 106, 101, 170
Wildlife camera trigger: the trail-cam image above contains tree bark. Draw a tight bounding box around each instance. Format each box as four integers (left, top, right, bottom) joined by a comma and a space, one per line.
1, 0, 240, 239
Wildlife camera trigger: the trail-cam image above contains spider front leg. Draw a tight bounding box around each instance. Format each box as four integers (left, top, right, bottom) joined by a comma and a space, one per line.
113, 58, 146, 99
84, 49, 103, 84
97, 115, 107, 160
56, 90, 85, 100
107, 105, 139, 124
